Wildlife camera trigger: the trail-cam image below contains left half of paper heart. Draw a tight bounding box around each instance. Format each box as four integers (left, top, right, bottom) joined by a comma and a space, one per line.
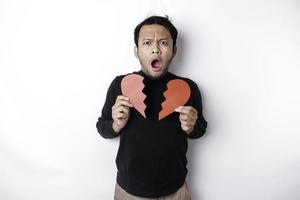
121, 74, 146, 118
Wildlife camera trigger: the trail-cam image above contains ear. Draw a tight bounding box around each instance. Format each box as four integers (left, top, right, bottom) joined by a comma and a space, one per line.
134, 46, 138, 58
172, 46, 177, 58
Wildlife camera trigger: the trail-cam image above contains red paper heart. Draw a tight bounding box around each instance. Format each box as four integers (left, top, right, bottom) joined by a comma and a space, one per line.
159, 79, 191, 120
121, 74, 146, 118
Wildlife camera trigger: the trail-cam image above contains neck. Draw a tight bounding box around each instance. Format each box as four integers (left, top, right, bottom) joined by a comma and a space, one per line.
139, 70, 169, 80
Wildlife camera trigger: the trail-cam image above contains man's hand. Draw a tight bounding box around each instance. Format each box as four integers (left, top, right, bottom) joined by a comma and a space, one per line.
112, 95, 133, 133
175, 106, 198, 134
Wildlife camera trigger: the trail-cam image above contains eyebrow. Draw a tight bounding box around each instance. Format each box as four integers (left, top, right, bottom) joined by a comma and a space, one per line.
142, 38, 169, 41
158, 38, 169, 40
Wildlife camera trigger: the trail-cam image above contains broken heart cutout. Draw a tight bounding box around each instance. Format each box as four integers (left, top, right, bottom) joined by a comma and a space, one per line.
159, 79, 191, 120
121, 74, 191, 120
121, 74, 146, 118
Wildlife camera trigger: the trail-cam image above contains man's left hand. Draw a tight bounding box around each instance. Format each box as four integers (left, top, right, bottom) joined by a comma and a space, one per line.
175, 106, 198, 134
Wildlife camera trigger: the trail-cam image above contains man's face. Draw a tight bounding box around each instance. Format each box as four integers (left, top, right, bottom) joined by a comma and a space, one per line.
135, 24, 176, 79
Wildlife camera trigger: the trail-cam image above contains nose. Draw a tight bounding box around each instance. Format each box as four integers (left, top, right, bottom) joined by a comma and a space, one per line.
152, 43, 161, 55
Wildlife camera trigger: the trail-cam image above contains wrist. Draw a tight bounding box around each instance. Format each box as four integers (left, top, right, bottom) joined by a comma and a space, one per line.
112, 121, 122, 134
185, 128, 193, 135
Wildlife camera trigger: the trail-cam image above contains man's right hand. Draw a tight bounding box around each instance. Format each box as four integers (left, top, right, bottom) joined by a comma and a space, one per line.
112, 95, 133, 133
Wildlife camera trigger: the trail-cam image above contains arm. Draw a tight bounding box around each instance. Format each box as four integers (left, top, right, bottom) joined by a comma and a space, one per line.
96, 77, 120, 139
186, 81, 207, 139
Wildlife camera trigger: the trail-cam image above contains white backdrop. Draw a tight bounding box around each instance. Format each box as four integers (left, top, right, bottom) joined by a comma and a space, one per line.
1, 0, 300, 199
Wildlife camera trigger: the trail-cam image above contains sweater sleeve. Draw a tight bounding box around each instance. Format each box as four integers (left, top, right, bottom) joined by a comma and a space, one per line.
96, 76, 122, 139
186, 80, 208, 139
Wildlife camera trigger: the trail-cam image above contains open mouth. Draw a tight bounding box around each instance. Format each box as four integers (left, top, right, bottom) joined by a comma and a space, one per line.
151, 59, 161, 70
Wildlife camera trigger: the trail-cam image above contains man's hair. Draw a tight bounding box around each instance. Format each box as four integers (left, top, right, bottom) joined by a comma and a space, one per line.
134, 15, 178, 51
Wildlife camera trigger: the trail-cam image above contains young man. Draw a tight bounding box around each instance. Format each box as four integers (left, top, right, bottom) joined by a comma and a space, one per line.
96, 16, 207, 200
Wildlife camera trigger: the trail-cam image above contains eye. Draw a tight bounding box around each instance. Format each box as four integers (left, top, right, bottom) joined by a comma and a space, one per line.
143, 41, 151, 45
161, 40, 168, 45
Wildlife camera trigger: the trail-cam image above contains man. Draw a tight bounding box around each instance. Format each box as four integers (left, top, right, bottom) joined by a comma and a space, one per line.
96, 15, 207, 200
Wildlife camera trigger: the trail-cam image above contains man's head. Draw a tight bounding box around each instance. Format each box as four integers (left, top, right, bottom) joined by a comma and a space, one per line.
134, 16, 178, 79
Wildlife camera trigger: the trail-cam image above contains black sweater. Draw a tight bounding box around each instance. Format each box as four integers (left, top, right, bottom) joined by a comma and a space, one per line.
96, 70, 207, 198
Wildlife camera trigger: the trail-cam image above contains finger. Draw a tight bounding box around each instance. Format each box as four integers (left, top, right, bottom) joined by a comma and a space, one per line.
116, 99, 133, 108
180, 112, 197, 121
116, 95, 130, 101
179, 114, 189, 121
180, 120, 188, 126
115, 112, 128, 119
179, 112, 197, 123
175, 106, 196, 115
116, 106, 130, 115
179, 114, 197, 127
116, 96, 133, 107
181, 124, 189, 132
180, 116, 194, 126
113, 107, 130, 117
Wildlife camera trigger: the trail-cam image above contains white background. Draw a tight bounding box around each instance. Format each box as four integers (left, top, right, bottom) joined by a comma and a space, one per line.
1, 0, 300, 199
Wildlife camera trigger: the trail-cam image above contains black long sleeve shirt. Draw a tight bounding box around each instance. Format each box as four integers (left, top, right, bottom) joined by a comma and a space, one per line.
96, 70, 207, 198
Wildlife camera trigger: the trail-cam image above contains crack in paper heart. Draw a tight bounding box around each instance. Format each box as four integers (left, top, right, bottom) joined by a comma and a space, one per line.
121, 74, 191, 120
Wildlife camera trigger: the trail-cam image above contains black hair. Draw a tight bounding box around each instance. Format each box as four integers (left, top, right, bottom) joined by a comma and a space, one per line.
134, 15, 178, 51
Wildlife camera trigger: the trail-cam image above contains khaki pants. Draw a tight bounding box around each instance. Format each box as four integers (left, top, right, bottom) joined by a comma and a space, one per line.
114, 182, 192, 200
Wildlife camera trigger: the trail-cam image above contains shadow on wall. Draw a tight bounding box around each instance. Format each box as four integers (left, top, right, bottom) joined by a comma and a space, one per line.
170, 33, 186, 75
172, 28, 209, 200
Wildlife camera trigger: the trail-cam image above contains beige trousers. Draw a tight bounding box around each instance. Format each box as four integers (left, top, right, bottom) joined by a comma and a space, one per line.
114, 182, 192, 200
